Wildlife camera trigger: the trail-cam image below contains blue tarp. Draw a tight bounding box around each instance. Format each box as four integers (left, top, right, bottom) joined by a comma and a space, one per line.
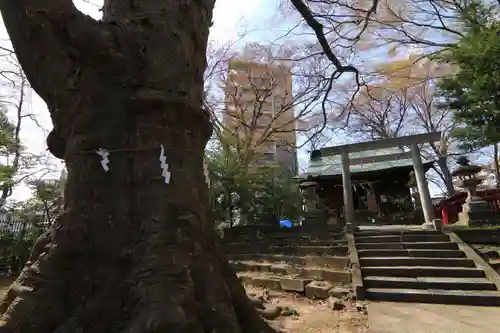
279, 219, 293, 228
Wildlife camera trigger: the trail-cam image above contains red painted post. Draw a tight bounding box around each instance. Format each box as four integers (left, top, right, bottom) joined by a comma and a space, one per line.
441, 206, 448, 225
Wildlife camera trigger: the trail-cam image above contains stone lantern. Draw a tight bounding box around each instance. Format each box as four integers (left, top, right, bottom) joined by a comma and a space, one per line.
452, 156, 500, 226
407, 171, 421, 208
299, 180, 327, 229
301, 181, 320, 212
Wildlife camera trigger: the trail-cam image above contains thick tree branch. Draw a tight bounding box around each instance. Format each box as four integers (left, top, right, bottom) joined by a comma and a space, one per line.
290, 0, 355, 73
289, 0, 378, 146
0, 1, 126, 109
0, 1, 77, 105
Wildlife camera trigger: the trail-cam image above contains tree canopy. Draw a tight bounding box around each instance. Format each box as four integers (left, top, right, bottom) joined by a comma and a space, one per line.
205, 135, 301, 227
438, 2, 500, 150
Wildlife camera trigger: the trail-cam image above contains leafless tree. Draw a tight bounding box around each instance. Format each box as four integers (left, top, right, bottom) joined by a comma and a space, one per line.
0, 53, 52, 207
348, 85, 412, 140
205, 42, 337, 167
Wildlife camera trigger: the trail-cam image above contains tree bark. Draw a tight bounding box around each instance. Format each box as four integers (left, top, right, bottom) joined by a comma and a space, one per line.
0, 1, 277, 332
494, 143, 500, 188
436, 156, 454, 197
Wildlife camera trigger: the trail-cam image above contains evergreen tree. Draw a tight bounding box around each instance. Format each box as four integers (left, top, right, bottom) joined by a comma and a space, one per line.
438, 3, 500, 150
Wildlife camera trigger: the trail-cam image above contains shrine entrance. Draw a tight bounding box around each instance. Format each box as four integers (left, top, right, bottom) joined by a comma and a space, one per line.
299, 132, 441, 230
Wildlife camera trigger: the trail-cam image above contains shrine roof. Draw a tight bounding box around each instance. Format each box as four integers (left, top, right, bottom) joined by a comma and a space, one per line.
300, 147, 434, 179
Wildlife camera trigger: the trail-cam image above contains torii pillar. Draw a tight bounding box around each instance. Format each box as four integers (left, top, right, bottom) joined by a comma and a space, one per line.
314, 132, 441, 231
410, 143, 435, 229
341, 150, 355, 231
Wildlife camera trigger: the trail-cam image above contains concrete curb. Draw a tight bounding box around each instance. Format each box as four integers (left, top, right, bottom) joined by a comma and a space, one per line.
449, 232, 500, 292
346, 232, 365, 300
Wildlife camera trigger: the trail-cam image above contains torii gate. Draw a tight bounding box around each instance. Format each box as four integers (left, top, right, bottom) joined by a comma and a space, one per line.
315, 132, 441, 230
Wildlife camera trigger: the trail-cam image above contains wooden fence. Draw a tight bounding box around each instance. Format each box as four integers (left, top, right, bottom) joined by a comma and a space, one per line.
0, 219, 35, 238
439, 188, 500, 224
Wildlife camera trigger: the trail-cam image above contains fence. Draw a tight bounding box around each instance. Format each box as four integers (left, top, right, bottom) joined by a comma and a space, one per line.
0, 219, 36, 239
439, 188, 500, 224
0, 219, 47, 275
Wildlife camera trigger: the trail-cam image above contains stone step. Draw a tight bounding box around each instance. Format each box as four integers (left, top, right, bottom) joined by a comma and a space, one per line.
224, 239, 347, 247
361, 266, 485, 278
223, 232, 345, 243
270, 245, 348, 256
227, 229, 345, 237
355, 242, 458, 250
238, 273, 283, 291
232, 262, 351, 284
365, 288, 500, 306
237, 272, 347, 299
223, 239, 347, 249
223, 225, 343, 237
363, 276, 497, 291
354, 230, 440, 237
358, 249, 465, 258
355, 234, 450, 244
227, 254, 349, 269
360, 257, 475, 268
270, 233, 345, 240
225, 245, 348, 256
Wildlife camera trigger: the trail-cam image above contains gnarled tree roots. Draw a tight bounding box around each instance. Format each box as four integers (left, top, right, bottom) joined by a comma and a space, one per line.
0, 227, 280, 333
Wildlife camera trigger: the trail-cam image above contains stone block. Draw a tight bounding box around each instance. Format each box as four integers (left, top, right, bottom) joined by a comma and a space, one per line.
459, 206, 500, 227
303, 256, 349, 268
298, 268, 323, 280
327, 296, 346, 310
484, 250, 500, 260
305, 281, 333, 300
270, 263, 294, 275
254, 263, 272, 272
328, 286, 350, 299
322, 269, 351, 283
231, 261, 245, 272
433, 218, 443, 232
344, 222, 355, 232
238, 275, 253, 284
243, 263, 257, 272
266, 255, 300, 264
280, 277, 312, 292
251, 276, 281, 291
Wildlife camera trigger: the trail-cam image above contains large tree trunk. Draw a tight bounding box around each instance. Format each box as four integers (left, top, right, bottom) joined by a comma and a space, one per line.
494, 143, 500, 188
0, 1, 277, 332
436, 156, 454, 197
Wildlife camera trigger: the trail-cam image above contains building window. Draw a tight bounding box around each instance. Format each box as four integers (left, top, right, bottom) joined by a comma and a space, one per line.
254, 115, 270, 128
262, 143, 277, 154
256, 153, 276, 165
272, 96, 286, 116
250, 76, 272, 88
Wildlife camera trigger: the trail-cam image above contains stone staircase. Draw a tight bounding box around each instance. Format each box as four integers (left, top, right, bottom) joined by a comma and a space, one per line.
354, 229, 500, 306
223, 226, 351, 299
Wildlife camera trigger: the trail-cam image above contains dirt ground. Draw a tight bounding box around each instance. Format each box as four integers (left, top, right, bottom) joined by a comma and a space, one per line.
246, 286, 370, 333
0, 276, 369, 332
5, 276, 499, 332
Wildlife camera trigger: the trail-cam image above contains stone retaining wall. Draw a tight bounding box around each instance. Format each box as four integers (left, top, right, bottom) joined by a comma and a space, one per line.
454, 229, 500, 245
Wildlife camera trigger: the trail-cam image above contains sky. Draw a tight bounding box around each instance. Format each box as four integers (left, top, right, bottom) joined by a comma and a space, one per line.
0, 0, 279, 202
0, 0, 483, 202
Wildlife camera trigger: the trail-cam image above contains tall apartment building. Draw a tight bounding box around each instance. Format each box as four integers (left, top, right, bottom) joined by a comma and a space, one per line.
223, 59, 297, 171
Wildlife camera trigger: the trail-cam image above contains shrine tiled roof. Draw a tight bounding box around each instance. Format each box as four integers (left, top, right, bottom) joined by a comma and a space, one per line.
301, 147, 434, 178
